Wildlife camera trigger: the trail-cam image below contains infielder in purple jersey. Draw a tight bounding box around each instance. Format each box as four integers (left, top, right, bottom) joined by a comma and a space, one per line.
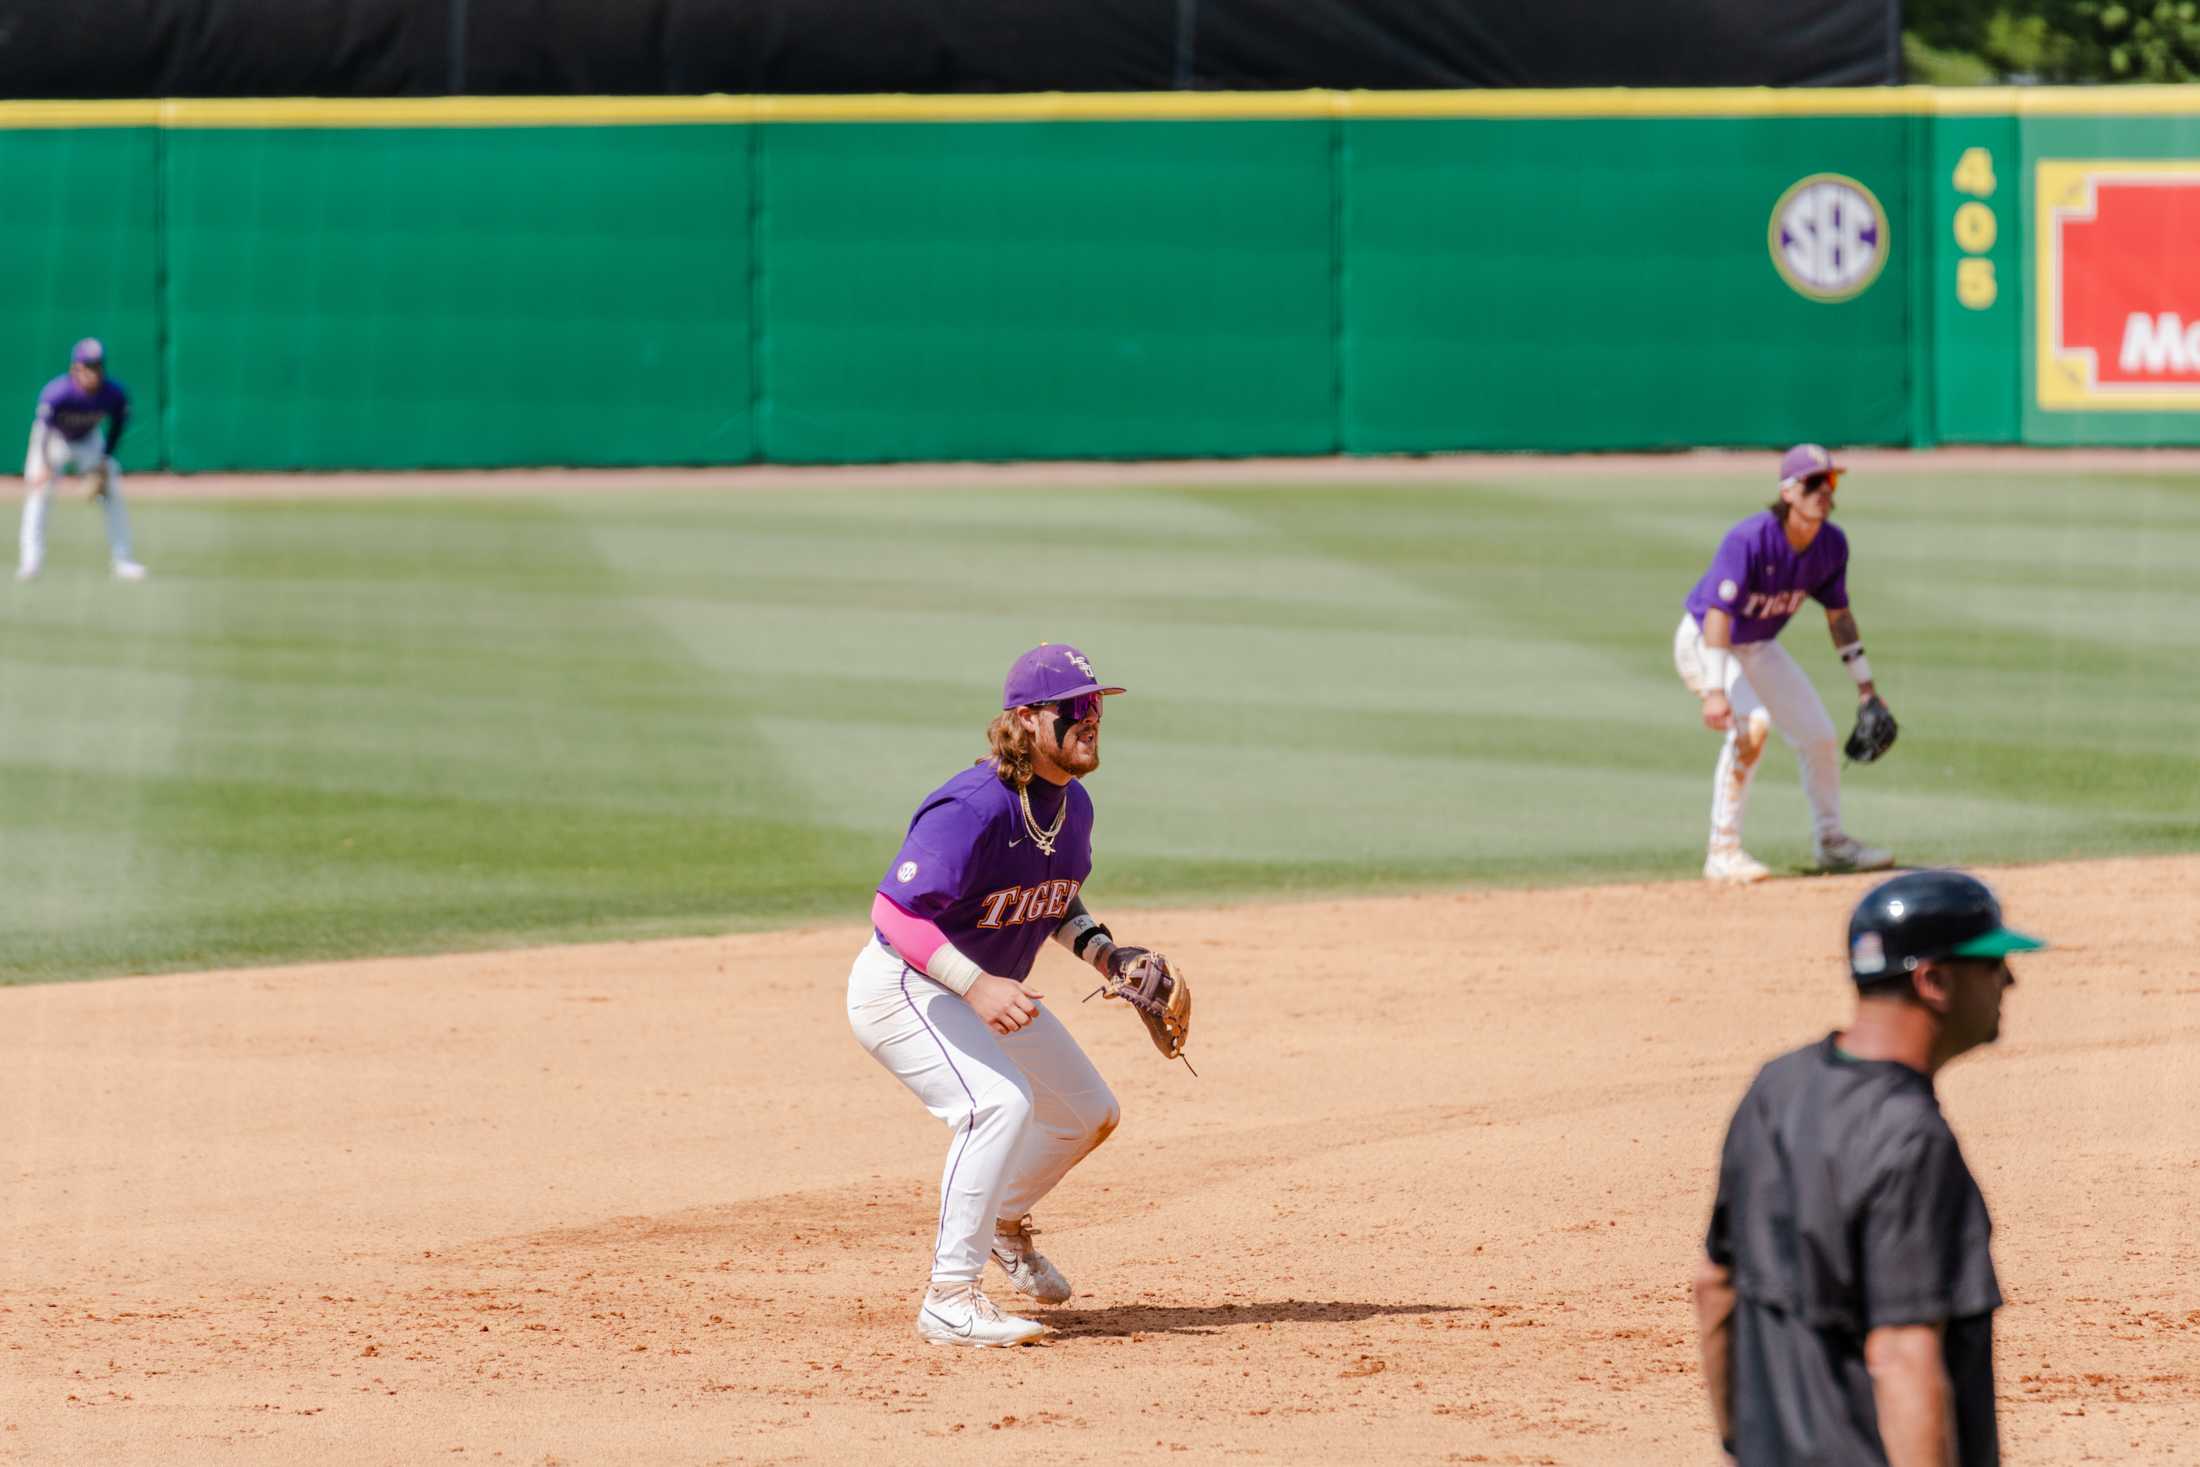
19, 338, 146, 582
1674, 445, 1894, 883
848, 643, 1169, 1348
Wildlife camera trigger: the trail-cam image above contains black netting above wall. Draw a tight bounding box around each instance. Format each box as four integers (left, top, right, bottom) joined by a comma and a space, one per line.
0, 0, 1898, 98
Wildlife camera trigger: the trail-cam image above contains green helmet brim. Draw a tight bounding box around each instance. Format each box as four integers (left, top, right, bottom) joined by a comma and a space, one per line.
1948, 926, 2046, 959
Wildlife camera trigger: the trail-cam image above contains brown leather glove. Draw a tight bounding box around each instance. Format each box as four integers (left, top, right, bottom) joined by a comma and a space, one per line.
1098, 946, 1191, 1062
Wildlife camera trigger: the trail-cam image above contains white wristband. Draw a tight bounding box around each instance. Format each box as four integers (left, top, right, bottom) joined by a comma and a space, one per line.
1837, 641, 1873, 686
1698, 644, 1733, 697
926, 941, 984, 997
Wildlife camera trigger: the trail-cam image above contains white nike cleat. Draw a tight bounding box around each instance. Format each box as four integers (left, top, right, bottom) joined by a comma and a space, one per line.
14, 559, 39, 582
991, 1215, 1073, 1304
915, 1282, 1048, 1348
1704, 847, 1773, 885
1813, 833, 1893, 873
111, 560, 147, 582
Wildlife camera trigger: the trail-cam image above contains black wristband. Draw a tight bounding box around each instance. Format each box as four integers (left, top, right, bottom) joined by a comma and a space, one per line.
1072, 923, 1113, 961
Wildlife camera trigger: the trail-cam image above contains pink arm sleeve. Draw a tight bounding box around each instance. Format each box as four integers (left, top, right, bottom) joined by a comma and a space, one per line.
872, 891, 949, 971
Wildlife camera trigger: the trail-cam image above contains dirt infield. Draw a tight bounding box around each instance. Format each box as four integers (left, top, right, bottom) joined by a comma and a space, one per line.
111, 445, 2200, 500
4, 859, 2196, 1466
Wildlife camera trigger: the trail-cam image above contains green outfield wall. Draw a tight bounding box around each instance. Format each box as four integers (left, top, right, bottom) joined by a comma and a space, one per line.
757, 120, 1337, 463
1339, 115, 1916, 452
0, 126, 164, 470
3, 91, 2199, 470
165, 126, 755, 470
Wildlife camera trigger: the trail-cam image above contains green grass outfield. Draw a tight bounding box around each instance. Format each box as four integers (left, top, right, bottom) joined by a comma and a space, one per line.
2, 465, 2195, 984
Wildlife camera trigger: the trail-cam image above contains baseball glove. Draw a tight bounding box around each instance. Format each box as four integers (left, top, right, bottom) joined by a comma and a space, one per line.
1095, 946, 1192, 1065
1845, 694, 1899, 764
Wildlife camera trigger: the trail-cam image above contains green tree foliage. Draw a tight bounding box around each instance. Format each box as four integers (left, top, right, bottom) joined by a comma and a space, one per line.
1905, 0, 2200, 81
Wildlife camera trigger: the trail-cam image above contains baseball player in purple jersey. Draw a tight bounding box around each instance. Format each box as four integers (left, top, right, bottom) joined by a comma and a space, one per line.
19, 338, 146, 582
1674, 445, 1893, 883
848, 643, 1167, 1348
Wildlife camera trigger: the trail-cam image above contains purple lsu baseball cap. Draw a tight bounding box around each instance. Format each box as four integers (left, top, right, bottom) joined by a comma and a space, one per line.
1778, 443, 1842, 486
71, 338, 105, 366
1002, 643, 1125, 710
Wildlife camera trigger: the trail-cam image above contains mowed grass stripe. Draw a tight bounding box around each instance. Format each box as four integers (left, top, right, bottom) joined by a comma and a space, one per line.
0, 468, 2193, 985
0, 497, 858, 981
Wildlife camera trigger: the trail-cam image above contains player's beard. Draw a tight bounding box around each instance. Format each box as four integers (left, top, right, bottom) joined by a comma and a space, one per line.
1047, 722, 1101, 777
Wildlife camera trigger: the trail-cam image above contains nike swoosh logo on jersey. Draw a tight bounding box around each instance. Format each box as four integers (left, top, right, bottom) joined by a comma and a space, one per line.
923, 1306, 974, 1337
1007, 838, 1023, 848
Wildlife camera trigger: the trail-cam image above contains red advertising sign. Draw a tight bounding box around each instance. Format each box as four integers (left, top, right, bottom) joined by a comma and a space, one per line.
2036, 161, 2200, 410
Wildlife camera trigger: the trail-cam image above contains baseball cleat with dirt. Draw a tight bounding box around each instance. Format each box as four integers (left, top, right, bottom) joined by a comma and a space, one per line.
991, 1215, 1073, 1304
916, 1282, 1048, 1348
1813, 833, 1893, 873
1705, 847, 1774, 884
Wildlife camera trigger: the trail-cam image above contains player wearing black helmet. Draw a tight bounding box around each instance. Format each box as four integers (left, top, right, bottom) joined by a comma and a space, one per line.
1693, 870, 2044, 1467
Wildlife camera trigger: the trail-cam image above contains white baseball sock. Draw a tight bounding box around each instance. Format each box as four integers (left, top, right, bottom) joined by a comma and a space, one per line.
19, 484, 50, 569
1709, 730, 1763, 851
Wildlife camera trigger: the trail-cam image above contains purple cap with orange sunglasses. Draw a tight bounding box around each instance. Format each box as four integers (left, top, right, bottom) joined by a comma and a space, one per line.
1002, 643, 1125, 712
1778, 443, 1843, 488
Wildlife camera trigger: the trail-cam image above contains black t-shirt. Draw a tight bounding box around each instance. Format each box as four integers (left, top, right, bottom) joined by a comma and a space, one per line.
1707, 1034, 2002, 1466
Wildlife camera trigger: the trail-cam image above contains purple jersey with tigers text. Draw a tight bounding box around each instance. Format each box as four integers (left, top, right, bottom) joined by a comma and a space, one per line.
877, 763, 1095, 982
36, 373, 130, 455
1684, 511, 1849, 645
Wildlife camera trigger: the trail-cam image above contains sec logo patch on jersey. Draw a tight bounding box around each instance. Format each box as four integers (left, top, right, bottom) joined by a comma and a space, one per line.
896, 861, 919, 883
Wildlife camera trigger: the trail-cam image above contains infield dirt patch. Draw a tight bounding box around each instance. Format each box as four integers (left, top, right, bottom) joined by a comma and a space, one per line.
112, 444, 2200, 500
4, 859, 2196, 1465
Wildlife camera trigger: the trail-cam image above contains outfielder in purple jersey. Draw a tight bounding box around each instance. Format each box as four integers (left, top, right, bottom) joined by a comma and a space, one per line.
38, 366, 131, 451
18, 338, 147, 582
1672, 445, 1894, 883
847, 643, 1171, 1348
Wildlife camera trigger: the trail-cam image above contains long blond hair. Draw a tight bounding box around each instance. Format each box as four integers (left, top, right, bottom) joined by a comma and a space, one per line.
980, 710, 1036, 789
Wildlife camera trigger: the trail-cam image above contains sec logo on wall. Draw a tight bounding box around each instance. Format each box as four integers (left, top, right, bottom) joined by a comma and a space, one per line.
1768, 173, 1889, 303
2036, 160, 2200, 410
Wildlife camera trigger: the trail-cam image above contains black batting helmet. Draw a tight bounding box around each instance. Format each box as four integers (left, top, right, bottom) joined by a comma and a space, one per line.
1848, 869, 2044, 983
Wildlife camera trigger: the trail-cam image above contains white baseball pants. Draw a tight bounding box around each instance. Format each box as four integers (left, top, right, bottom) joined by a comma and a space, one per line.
22, 424, 134, 569
846, 938, 1119, 1286
1673, 613, 1843, 850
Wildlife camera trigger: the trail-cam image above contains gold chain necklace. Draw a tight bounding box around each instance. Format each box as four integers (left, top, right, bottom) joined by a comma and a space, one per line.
1018, 783, 1067, 856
